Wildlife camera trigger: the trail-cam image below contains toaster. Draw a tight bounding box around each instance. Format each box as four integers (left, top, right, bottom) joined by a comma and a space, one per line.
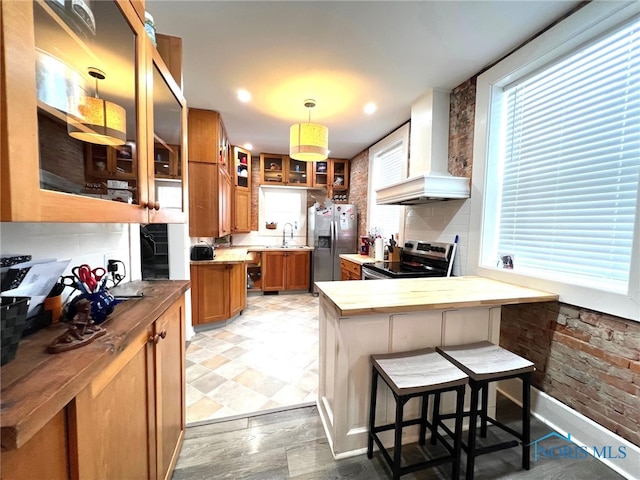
190, 243, 214, 261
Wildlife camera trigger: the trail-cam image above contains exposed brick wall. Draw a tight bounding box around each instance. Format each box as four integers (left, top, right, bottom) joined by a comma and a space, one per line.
448, 77, 476, 178
347, 149, 369, 238
500, 302, 640, 447
39, 113, 86, 186
250, 154, 260, 231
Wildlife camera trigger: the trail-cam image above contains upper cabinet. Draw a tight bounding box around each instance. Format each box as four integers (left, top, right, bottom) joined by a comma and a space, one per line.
147, 47, 187, 223
312, 158, 350, 203
187, 109, 230, 168
260, 154, 311, 187
1, 1, 186, 223
187, 108, 232, 237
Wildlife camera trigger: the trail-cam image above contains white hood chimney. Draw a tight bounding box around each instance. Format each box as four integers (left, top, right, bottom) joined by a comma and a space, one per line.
376, 89, 470, 205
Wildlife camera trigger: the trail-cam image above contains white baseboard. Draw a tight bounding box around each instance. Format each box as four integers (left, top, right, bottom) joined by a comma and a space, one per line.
498, 379, 640, 480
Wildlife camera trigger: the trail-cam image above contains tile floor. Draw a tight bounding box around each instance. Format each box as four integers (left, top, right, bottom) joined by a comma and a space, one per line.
185, 292, 319, 424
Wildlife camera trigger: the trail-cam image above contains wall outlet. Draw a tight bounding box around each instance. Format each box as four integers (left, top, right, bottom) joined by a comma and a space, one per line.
103, 253, 117, 268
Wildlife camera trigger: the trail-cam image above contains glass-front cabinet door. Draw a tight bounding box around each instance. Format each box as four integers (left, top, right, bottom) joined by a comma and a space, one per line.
1, 1, 150, 222
34, 0, 144, 215
147, 51, 187, 224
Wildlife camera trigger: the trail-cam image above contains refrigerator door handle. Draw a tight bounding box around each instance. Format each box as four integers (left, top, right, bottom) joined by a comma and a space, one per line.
330, 219, 335, 257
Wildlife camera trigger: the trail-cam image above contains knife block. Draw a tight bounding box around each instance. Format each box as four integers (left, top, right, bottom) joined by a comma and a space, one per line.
388, 247, 401, 263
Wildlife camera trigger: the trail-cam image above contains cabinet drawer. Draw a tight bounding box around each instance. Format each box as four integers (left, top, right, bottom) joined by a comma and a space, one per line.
340, 258, 361, 277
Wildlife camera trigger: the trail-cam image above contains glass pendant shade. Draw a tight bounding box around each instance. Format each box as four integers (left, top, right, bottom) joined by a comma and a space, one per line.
68, 96, 126, 146
289, 122, 328, 161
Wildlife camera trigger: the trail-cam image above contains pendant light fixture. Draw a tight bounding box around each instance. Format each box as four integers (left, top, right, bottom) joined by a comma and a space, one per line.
68, 67, 126, 146
289, 99, 328, 161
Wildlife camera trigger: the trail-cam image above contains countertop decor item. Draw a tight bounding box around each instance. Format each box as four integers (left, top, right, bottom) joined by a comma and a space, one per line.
289, 99, 328, 161
48, 298, 106, 353
266, 222, 277, 230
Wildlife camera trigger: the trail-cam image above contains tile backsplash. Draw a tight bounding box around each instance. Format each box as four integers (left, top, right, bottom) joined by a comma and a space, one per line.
403, 199, 471, 277
1, 222, 135, 300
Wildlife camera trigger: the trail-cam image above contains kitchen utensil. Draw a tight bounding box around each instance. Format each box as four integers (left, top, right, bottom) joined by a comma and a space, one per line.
72, 264, 106, 293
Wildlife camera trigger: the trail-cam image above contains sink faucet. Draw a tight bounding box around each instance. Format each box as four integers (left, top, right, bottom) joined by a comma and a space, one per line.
282, 222, 294, 247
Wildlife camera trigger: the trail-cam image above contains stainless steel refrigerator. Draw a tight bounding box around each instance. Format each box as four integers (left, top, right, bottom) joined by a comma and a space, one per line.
308, 204, 358, 290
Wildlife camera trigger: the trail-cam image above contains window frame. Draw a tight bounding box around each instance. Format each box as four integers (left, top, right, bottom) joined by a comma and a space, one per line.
468, 1, 640, 321
367, 123, 410, 239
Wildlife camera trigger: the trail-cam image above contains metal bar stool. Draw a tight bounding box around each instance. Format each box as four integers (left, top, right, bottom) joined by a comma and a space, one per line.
367, 348, 469, 480
435, 341, 535, 480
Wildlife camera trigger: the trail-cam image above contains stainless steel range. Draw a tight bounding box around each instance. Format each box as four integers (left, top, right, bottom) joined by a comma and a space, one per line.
361, 239, 457, 280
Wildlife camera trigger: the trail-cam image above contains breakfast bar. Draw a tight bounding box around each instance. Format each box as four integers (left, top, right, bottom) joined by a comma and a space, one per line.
313, 276, 558, 458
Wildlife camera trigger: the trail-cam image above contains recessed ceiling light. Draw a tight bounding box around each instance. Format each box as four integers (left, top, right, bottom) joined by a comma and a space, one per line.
237, 89, 252, 103
364, 102, 377, 115
243, 143, 253, 150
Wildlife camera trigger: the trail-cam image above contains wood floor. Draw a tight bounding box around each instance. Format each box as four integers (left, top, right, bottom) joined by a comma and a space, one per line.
173, 395, 626, 479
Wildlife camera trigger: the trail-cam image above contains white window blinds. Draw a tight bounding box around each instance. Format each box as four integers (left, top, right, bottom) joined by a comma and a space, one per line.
369, 141, 404, 238
496, 18, 640, 288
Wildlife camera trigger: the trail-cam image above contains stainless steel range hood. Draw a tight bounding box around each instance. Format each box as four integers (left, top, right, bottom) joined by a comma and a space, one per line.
376, 89, 470, 205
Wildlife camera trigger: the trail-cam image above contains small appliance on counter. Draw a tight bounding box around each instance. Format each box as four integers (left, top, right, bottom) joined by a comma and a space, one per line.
190, 242, 215, 261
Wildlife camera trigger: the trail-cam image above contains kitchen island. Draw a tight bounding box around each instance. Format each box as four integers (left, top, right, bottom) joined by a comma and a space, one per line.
314, 276, 558, 458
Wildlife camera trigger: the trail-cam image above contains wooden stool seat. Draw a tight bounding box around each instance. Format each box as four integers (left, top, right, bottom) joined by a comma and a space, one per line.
367, 348, 468, 480
436, 341, 535, 480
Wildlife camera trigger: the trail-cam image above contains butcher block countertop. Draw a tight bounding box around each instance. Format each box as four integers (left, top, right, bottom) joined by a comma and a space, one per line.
339, 254, 376, 265
0, 280, 190, 451
190, 245, 313, 265
314, 276, 558, 316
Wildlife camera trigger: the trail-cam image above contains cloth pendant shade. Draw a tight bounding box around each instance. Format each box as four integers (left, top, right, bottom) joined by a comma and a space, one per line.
68, 96, 126, 146
289, 99, 328, 161
67, 67, 126, 146
289, 122, 328, 161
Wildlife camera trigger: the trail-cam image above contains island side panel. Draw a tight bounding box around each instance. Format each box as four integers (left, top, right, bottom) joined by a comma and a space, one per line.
318, 294, 504, 457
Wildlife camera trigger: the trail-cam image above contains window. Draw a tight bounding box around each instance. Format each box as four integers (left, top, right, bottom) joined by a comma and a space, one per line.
368, 124, 409, 239
470, 3, 640, 321
259, 188, 306, 237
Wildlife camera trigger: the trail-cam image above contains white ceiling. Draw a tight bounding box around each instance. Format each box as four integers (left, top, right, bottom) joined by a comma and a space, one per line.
147, 0, 581, 160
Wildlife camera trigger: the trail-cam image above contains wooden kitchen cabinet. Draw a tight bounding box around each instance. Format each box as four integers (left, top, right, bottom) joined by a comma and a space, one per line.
187, 108, 230, 167
232, 146, 251, 233
1, 1, 187, 223
340, 257, 362, 280
0, 282, 188, 480
262, 251, 310, 292
189, 162, 232, 237
0, 410, 69, 479
260, 154, 311, 187
190, 263, 246, 325
70, 326, 152, 479
69, 295, 185, 480
312, 158, 350, 203
152, 297, 186, 480
234, 189, 251, 233
188, 108, 234, 237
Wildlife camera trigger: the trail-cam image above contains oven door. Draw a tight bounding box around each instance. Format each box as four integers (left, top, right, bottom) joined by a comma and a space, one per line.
361, 265, 392, 280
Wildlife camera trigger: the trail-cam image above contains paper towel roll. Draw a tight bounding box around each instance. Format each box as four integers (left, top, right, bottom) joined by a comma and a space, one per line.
374, 238, 384, 261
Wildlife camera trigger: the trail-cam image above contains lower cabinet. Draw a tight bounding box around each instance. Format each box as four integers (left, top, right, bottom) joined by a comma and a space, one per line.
340, 257, 362, 280
0, 410, 69, 479
69, 295, 186, 480
191, 263, 246, 325
262, 251, 310, 292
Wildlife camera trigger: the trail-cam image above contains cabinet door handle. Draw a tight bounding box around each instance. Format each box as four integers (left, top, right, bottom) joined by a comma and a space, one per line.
148, 330, 167, 344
